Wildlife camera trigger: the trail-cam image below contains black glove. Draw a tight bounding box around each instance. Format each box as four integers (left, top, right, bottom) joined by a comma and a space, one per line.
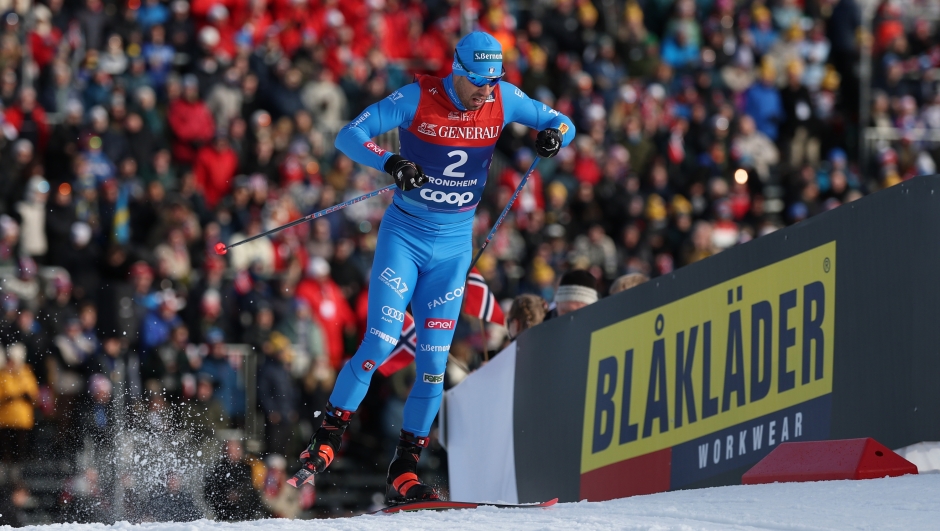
535, 128, 563, 158
385, 154, 428, 192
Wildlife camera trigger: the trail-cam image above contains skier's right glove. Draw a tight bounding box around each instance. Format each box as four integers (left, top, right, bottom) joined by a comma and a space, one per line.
385, 154, 428, 192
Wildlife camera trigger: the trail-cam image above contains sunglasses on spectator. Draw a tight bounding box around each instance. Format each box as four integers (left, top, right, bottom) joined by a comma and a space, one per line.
454, 53, 505, 87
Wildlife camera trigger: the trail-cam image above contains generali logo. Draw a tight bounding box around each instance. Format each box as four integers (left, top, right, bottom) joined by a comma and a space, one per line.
417, 122, 438, 136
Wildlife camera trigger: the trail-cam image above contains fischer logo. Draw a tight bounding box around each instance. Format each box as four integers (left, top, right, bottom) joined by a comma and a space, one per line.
350, 112, 370, 127
379, 267, 409, 298
425, 318, 456, 329
362, 360, 376, 371
382, 306, 404, 323
423, 372, 445, 384
370, 327, 398, 346
420, 345, 450, 352
427, 176, 478, 187
437, 125, 501, 140
447, 112, 472, 121
420, 189, 474, 207
473, 51, 503, 61
364, 141, 386, 156
428, 285, 465, 309
417, 122, 438, 136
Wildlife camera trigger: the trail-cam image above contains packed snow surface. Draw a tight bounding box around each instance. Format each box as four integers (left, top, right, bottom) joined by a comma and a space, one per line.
10, 474, 939, 531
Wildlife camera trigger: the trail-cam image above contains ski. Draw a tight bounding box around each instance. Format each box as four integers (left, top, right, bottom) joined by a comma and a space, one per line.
376, 497, 558, 514
286, 467, 315, 488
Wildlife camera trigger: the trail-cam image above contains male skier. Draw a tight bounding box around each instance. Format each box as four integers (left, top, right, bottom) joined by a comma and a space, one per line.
293, 31, 575, 503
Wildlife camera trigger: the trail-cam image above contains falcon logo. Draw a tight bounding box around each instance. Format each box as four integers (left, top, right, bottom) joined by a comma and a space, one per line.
428, 286, 465, 309
362, 360, 376, 371
417, 122, 438, 136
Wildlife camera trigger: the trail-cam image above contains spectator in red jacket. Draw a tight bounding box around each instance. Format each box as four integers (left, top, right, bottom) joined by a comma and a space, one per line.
167, 74, 215, 165
194, 134, 238, 211
296, 256, 355, 370
4, 87, 50, 152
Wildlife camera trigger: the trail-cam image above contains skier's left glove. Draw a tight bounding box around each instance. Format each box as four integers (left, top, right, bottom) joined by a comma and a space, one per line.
385, 154, 428, 192
535, 128, 563, 158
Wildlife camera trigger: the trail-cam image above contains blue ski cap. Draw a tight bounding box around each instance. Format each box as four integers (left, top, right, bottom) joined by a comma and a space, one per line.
452, 31, 503, 78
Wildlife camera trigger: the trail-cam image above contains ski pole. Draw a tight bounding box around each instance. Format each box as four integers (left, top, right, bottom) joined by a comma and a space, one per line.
467, 157, 540, 272
215, 184, 397, 255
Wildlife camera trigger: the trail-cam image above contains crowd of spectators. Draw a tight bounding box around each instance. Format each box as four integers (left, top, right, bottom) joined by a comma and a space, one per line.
0, 0, 939, 523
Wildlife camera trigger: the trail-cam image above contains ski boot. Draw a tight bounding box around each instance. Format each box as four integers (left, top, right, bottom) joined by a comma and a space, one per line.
287, 402, 354, 487
385, 430, 440, 504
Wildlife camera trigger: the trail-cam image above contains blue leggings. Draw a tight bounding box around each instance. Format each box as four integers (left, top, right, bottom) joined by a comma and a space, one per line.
329, 205, 471, 436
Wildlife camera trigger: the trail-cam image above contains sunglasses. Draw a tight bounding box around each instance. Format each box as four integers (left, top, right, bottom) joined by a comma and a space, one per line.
454, 53, 505, 87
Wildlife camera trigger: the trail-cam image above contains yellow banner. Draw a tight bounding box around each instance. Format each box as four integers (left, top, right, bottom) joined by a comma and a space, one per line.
581, 242, 836, 473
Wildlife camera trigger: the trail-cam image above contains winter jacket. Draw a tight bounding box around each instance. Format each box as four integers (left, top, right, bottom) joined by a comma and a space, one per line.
167, 99, 215, 165
296, 278, 355, 369
744, 82, 784, 141
193, 145, 238, 210
0, 364, 39, 429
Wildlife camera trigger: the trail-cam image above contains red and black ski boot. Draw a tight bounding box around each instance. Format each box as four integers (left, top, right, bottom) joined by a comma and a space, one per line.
287, 403, 354, 487
385, 430, 440, 504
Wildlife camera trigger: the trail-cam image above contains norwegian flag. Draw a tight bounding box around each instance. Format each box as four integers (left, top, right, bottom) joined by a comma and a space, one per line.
377, 311, 418, 376
462, 267, 505, 326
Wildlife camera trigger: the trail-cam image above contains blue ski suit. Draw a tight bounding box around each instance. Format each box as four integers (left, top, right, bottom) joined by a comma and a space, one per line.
330, 74, 575, 436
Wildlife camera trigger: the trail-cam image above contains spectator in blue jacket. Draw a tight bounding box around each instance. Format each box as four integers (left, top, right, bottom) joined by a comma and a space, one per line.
745, 61, 784, 141
257, 333, 298, 457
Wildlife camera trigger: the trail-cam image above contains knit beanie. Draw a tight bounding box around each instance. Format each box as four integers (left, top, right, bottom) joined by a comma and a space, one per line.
554, 270, 599, 306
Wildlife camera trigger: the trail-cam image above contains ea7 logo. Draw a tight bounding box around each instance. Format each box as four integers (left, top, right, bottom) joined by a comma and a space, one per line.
379, 267, 409, 298
423, 373, 444, 384
417, 122, 437, 136
364, 141, 386, 156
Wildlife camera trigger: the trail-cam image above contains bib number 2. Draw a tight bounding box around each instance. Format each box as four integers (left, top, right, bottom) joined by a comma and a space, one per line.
443, 150, 468, 177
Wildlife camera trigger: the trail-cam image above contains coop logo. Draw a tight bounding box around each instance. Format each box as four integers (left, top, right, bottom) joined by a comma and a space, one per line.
425, 318, 456, 330
379, 267, 409, 298
362, 360, 376, 371
350, 112, 370, 127
420, 189, 475, 207
423, 372, 445, 384
370, 327, 398, 346
580, 242, 836, 483
427, 177, 478, 187
420, 345, 450, 352
427, 286, 465, 309
417, 122, 437, 136
473, 51, 503, 61
382, 306, 404, 323
364, 141, 386, 156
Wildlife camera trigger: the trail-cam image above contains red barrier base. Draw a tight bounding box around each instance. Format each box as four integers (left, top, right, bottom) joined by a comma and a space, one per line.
742, 438, 918, 484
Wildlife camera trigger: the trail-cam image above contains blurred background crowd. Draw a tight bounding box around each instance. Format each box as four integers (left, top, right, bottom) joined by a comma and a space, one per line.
0, 0, 938, 524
